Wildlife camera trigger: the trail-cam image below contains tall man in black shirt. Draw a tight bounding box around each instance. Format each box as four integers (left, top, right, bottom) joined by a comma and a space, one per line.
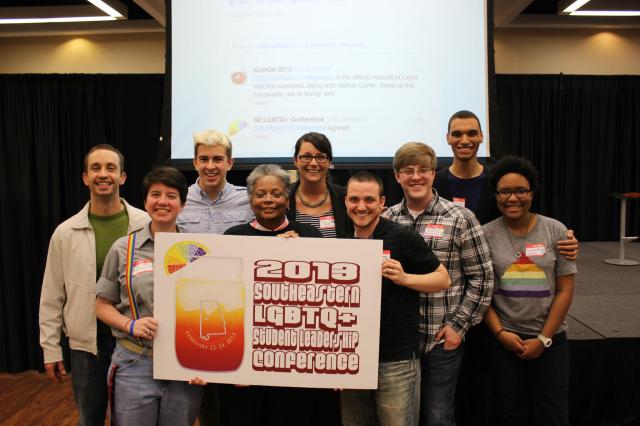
434, 110, 497, 224
435, 110, 579, 424
340, 171, 451, 426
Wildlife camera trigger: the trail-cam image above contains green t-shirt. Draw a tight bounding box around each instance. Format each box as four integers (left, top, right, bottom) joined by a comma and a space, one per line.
89, 206, 129, 279
89, 205, 129, 335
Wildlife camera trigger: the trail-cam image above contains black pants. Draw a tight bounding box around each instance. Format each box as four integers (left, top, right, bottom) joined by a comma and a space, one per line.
490, 331, 570, 426
219, 385, 340, 426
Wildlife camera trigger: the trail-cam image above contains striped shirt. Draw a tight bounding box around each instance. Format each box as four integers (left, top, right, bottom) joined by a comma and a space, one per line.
383, 190, 494, 352
295, 209, 338, 239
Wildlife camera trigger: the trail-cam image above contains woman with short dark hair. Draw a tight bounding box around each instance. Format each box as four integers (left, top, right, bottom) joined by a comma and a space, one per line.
96, 167, 204, 425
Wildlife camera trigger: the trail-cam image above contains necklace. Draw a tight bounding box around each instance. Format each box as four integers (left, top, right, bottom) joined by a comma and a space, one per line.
297, 189, 329, 208
504, 213, 534, 257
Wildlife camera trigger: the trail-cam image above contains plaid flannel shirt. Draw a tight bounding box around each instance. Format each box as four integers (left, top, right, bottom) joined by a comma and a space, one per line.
384, 190, 494, 353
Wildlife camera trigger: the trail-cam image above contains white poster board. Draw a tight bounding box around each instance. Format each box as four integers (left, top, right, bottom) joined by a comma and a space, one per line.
153, 233, 382, 389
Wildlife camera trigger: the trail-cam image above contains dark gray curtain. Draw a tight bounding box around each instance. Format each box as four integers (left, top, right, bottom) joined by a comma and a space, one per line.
0, 74, 163, 372
493, 75, 640, 241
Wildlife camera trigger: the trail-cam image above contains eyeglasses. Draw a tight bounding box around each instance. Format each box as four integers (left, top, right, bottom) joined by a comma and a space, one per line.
495, 188, 531, 199
297, 154, 329, 164
398, 167, 433, 177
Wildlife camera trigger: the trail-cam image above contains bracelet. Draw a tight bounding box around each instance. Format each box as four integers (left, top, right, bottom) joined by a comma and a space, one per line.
124, 319, 132, 332
129, 319, 136, 336
495, 328, 506, 338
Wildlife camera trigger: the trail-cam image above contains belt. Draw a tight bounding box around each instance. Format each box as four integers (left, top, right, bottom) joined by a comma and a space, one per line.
118, 338, 153, 357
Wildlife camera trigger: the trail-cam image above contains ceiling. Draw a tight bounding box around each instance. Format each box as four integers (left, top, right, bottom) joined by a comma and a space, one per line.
495, 0, 640, 28
0, 0, 153, 20
0, 0, 165, 36
0, 0, 639, 37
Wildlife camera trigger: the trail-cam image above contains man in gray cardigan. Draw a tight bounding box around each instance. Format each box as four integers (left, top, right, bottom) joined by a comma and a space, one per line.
39, 144, 148, 425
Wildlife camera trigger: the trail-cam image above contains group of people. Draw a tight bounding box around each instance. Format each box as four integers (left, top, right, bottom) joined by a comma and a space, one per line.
39, 110, 578, 426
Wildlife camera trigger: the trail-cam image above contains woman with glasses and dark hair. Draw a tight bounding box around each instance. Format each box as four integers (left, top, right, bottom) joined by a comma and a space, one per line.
287, 132, 350, 238
286, 133, 348, 424
482, 156, 576, 425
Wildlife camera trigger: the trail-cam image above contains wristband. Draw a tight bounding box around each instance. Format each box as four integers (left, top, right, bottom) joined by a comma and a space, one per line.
124, 319, 132, 332
129, 319, 136, 336
495, 328, 506, 338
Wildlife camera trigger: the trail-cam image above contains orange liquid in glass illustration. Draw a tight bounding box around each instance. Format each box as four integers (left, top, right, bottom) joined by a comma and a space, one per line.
175, 257, 244, 371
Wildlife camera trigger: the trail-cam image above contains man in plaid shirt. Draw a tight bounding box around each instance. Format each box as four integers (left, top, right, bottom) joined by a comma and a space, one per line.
384, 142, 494, 426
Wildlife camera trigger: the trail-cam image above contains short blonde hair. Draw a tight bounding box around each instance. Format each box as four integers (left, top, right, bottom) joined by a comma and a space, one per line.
392, 142, 437, 172
193, 130, 232, 158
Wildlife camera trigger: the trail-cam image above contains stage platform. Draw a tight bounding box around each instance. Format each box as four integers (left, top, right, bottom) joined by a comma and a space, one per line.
567, 241, 640, 340
453, 241, 640, 426
563, 241, 639, 426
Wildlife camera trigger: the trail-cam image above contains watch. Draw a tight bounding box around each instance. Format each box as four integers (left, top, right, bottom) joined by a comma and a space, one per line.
537, 334, 552, 348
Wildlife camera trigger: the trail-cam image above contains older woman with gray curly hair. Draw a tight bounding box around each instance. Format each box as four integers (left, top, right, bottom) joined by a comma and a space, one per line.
224, 164, 323, 238
221, 164, 322, 425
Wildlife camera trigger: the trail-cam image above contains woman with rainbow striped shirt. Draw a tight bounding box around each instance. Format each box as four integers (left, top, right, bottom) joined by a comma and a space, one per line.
482, 156, 577, 426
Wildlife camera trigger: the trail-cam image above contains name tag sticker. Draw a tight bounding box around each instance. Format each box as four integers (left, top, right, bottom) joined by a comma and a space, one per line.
452, 197, 466, 207
133, 259, 153, 275
424, 224, 445, 238
319, 215, 336, 230
525, 243, 546, 257
382, 250, 391, 262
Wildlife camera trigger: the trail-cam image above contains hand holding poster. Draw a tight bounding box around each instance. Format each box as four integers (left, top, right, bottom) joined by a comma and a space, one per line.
154, 233, 382, 389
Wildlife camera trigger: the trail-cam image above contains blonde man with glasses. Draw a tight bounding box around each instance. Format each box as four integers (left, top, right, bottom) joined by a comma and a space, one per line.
384, 142, 494, 426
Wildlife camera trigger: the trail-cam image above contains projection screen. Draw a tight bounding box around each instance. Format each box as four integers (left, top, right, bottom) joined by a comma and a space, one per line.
170, 0, 491, 165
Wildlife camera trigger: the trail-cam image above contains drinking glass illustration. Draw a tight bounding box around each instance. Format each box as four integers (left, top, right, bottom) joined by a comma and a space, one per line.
175, 257, 244, 371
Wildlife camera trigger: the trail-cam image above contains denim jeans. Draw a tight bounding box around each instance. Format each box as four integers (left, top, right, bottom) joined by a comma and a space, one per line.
70, 332, 115, 426
420, 343, 463, 426
110, 343, 203, 426
490, 331, 570, 426
341, 357, 420, 426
